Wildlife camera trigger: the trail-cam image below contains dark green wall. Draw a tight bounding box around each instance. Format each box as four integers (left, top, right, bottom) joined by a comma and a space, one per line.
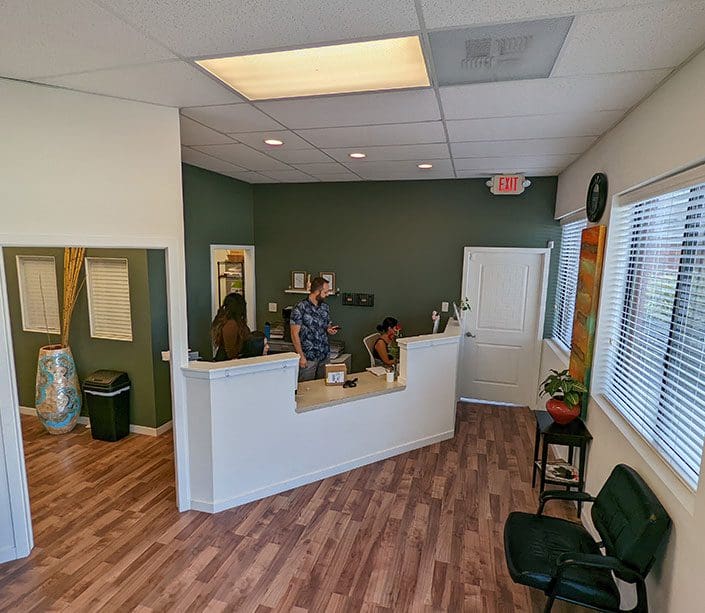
253, 178, 561, 372
182, 163, 254, 359
3, 247, 171, 428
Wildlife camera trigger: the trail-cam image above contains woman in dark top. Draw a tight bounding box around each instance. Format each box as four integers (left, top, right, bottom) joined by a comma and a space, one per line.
211, 293, 250, 361
240, 331, 269, 358
373, 317, 400, 367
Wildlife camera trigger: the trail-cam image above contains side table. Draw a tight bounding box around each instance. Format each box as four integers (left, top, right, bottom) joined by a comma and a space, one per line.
532, 410, 593, 517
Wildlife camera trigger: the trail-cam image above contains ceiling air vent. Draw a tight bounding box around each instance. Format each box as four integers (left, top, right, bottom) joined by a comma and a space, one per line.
429, 17, 573, 86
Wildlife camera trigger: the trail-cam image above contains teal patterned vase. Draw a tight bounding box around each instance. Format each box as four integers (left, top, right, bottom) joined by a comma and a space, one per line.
35, 344, 81, 434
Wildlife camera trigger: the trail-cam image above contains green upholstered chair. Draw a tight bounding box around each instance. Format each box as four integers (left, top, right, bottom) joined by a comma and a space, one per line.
504, 464, 671, 613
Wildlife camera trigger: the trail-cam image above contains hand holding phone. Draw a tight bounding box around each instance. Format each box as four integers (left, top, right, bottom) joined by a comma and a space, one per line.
327, 324, 341, 335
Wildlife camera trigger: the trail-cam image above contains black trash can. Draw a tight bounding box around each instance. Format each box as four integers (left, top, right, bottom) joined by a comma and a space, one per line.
84, 370, 130, 441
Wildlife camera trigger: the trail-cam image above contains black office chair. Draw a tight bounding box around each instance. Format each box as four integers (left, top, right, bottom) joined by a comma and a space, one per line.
504, 464, 671, 613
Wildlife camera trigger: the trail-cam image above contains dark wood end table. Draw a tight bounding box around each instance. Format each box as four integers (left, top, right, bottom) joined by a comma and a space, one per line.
532, 410, 593, 517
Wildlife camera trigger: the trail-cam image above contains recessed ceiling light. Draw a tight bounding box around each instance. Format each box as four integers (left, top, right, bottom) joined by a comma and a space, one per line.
349, 152, 367, 159
418, 163, 433, 169
264, 138, 283, 146
196, 36, 430, 101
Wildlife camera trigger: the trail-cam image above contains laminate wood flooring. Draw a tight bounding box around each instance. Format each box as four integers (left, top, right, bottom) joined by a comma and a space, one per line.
0, 405, 587, 612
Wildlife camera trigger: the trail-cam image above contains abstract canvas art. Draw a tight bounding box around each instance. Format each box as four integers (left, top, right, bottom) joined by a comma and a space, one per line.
569, 224, 607, 416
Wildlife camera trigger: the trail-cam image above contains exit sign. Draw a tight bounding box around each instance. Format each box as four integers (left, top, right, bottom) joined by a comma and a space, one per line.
487, 174, 528, 195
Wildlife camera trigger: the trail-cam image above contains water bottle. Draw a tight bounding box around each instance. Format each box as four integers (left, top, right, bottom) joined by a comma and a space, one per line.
264, 322, 271, 340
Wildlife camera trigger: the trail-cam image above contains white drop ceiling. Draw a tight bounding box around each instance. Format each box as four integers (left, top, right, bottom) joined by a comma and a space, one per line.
2, 0, 704, 183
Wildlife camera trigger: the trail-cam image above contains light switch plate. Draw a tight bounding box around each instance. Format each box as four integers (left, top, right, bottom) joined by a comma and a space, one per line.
441, 301, 449, 312
268, 302, 278, 312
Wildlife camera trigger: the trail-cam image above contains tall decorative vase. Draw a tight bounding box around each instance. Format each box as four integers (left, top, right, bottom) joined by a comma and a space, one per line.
35, 344, 81, 434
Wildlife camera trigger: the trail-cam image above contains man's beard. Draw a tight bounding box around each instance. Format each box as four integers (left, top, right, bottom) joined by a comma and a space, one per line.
316, 295, 326, 305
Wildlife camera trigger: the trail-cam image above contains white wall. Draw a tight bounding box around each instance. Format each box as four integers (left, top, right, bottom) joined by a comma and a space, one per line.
0, 79, 190, 561
553, 48, 705, 613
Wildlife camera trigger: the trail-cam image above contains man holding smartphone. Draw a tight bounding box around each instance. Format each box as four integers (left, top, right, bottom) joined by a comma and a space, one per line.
290, 276, 340, 381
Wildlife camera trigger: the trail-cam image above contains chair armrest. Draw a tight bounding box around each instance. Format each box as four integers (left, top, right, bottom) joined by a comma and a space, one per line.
537, 490, 596, 515
555, 552, 642, 584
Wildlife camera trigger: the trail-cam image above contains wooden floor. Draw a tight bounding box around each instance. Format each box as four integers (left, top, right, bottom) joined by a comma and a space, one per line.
0, 404, 586, 612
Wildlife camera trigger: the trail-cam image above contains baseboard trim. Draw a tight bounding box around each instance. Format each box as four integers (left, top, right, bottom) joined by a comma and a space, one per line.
0, 545, 18, 564
190, 429, 454, 513
19, 407, 172, 437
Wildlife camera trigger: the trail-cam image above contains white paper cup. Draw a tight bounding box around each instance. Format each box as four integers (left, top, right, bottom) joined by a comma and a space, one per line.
386, 370, 395, 383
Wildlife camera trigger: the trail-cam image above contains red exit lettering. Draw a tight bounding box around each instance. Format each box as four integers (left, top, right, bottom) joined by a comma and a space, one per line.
499, 176, 518, 192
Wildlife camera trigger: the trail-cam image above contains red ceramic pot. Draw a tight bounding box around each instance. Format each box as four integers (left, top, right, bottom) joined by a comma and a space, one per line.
546, 398, 580, 425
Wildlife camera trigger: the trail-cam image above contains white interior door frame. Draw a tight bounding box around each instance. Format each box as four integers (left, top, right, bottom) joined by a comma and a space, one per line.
209, 244, 256, 330
0, 233, 191, 562
460, 246, 551, 404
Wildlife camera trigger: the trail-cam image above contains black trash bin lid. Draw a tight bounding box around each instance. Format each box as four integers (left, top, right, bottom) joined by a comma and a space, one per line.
84, 370, 130, 392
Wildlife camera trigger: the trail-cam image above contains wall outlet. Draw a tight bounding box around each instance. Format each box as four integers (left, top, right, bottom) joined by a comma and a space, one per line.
268, 302, 278, 312
441, 301, 449, 312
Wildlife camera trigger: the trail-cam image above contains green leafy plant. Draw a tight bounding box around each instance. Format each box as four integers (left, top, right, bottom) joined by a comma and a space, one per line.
539, 369, 588, 407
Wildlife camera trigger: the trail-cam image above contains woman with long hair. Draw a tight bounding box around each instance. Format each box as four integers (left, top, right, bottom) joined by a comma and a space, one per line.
373, 317, 401, 367
211, 293, 249, 361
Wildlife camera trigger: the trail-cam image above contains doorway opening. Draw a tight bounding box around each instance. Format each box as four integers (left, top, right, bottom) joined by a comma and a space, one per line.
210, 245, 256, 329
0, 246, 177, 562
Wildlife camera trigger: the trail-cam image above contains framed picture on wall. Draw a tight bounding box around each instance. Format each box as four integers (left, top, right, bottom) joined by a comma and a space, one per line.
319, 271, 336, 290
291, 270, 307, 290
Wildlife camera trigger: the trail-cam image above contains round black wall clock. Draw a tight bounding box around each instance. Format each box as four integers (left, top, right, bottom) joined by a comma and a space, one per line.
586, 172, 608, 222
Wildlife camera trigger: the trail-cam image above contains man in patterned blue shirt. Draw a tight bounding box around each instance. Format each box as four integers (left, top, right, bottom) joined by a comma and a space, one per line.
290, 276, 340, 381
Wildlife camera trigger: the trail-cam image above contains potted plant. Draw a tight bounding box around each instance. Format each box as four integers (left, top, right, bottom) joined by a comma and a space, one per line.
539, 369, 588, 425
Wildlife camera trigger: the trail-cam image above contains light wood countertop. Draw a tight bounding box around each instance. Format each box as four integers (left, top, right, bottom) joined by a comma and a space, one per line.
295, 371, 406, 413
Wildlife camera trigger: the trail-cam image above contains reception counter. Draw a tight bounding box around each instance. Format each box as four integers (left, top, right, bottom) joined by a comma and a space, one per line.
182, 324, 461, 513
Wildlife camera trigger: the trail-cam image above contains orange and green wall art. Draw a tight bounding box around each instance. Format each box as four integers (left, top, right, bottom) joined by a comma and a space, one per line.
569, 224, 607, 416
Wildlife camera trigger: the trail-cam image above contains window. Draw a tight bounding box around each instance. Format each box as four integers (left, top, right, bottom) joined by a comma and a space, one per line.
552, 218, 587, 351
85, 257, 133, 341
597, 167, 705, 489
16, 255, 60, 334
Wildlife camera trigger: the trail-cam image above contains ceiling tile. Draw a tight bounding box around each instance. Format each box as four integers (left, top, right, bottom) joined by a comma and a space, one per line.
454, 154, 578, 171
324, 143, 450, 163
228, 130, 313, 151
259, 169, 319, 182
107, 0, 419, 57
181, 104, 283, 132
192, 143, 292, 171
181, 147, 246, 174
451, 137, 596, 158
355, 158, 454, 179
457, 168, 560, 178
440, 71, 670, 120
316, 175, 360, 182
446, 110, 624, 141
292, 162, 351, 174
180, 115, 234, 146
553, 3, 705, 76
419, 0, 663, 29
298, 122, 446, 148
267, 149, 334, 164
256, 89, 440, 129
41, 60, 241, 107
0, 0, 174, 79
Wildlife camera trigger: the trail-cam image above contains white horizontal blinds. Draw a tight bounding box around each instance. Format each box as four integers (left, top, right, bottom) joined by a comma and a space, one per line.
600, 177, 705, 488
16, 256, 60, 334
85, 257, 133, 341
552, 218, 587, 351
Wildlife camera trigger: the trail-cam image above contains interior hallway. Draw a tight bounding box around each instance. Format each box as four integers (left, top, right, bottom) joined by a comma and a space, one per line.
0, 405, 585, 612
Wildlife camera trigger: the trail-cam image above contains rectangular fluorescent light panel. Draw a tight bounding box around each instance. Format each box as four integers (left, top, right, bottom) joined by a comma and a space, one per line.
196, 36, 430, 100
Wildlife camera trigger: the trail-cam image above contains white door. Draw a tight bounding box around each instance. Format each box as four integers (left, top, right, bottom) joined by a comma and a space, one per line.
459, 247, 549, 405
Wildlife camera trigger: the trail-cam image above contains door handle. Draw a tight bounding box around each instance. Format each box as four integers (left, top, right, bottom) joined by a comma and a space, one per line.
465, 331, 476, 338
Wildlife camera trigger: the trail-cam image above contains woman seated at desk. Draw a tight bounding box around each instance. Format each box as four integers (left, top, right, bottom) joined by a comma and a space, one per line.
211, 293, 250, 361
373, 317, 401, 367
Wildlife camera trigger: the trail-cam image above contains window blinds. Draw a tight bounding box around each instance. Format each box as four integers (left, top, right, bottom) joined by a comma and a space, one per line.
552, 218, 587, 351
85, 257, 133, 341
16, 256, 60, 334
596, 174, 705, 489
